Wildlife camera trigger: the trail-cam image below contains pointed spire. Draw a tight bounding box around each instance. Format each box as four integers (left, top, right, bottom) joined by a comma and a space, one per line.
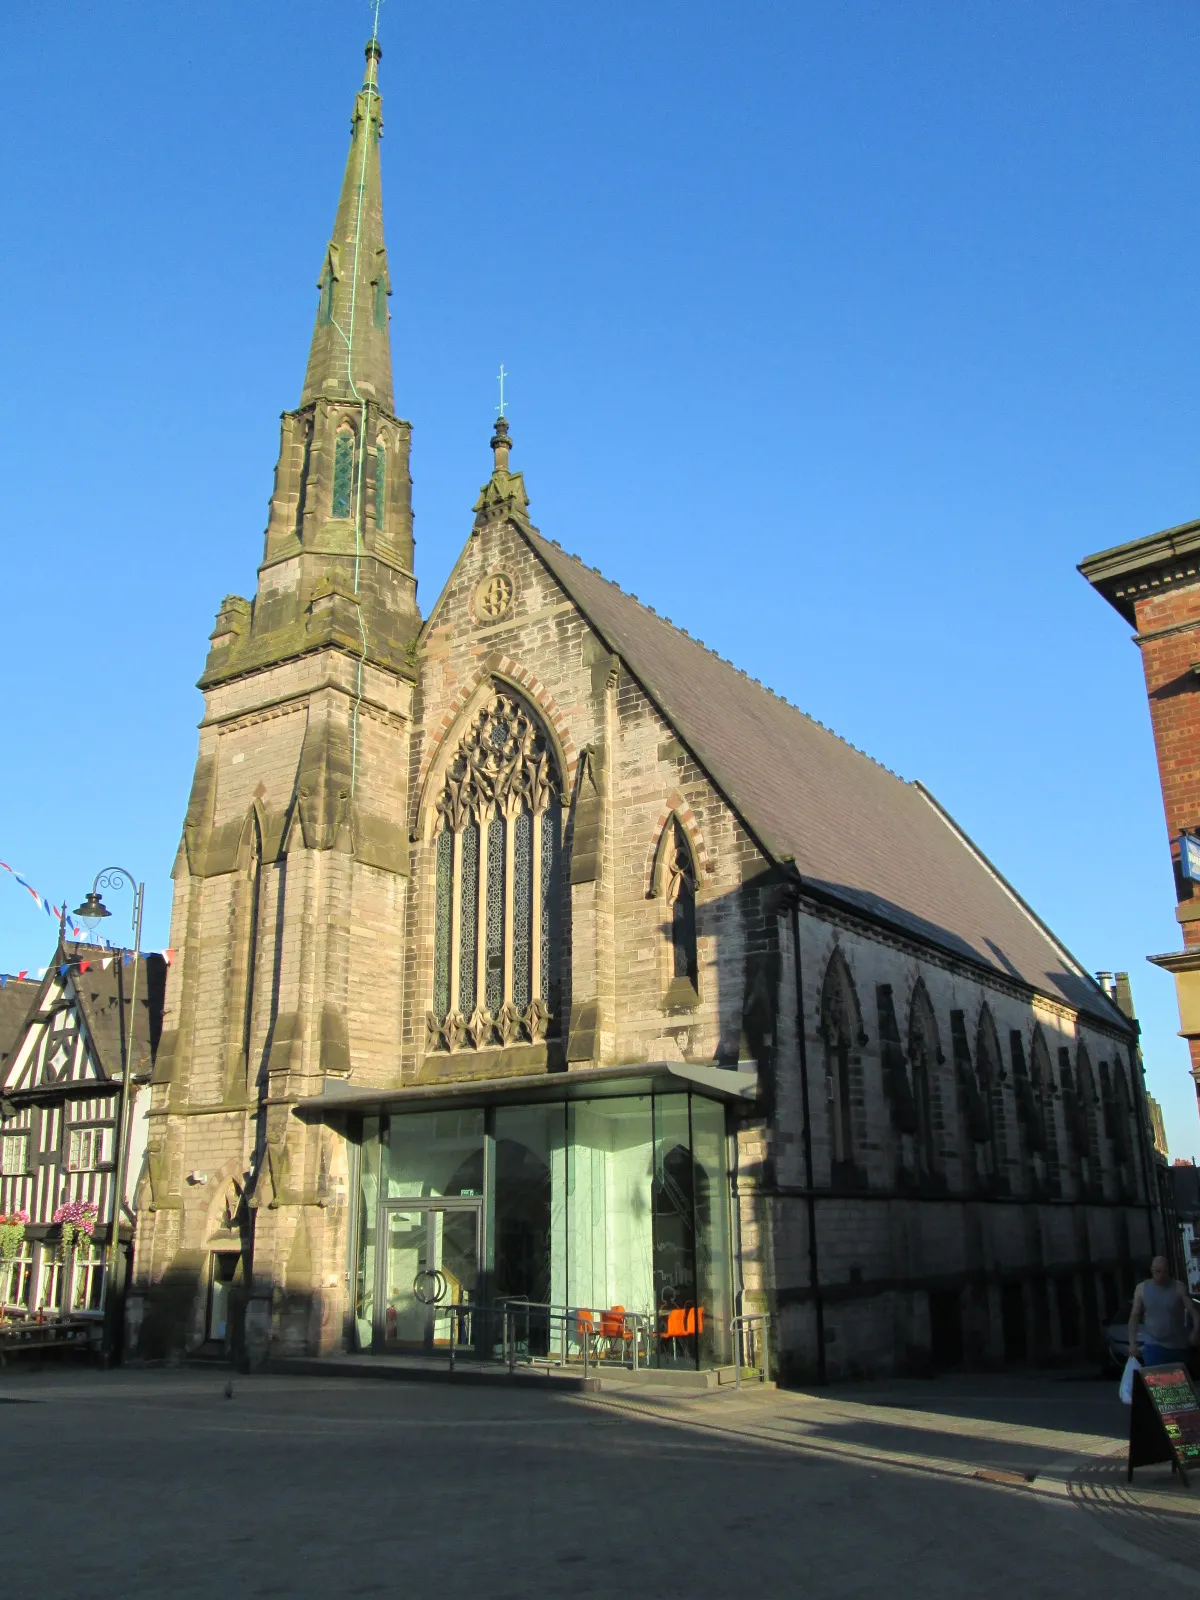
300, 38, 394, 411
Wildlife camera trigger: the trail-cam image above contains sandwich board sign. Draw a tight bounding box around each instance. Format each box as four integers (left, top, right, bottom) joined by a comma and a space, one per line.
1127, 1362, 1200, 1485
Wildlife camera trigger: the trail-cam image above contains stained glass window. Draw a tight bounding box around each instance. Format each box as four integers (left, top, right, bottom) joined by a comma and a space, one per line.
541, 805, 560, 1017
374, 446, 386, 528
429, 691, 566, 1049
332, 432, 354, 519
485, 815, 506, 1014
433, 828, 453, 1022
459, 821, 479, 1018
512, 810, 533, 1013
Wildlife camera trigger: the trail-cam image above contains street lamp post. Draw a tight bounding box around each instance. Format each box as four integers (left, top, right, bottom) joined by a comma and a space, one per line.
73, 867, 144, 1365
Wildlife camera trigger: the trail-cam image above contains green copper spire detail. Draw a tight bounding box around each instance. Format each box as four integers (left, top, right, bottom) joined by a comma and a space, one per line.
300, 39, 394, 411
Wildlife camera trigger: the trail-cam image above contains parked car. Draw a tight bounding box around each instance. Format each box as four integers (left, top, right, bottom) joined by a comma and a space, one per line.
1101, 1302, 1142, 1374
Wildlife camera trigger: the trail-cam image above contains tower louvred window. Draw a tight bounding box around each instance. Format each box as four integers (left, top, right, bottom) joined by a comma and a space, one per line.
374, 444, 386, 528
427, 690, 563, 1053
332, 431, 354, 519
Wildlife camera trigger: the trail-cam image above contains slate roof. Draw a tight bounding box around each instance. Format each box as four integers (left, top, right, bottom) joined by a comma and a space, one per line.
0, 979, 40, 1075
0, 948, 166, 1087
523, 529, 1125, 1028
60, 944, 167, 1076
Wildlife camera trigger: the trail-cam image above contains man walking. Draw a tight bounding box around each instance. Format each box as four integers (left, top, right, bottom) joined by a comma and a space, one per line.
1128, 1256, 1200, 1366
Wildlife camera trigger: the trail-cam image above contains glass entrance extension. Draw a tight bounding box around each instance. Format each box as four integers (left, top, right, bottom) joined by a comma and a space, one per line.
380, 1202, 481, 1352
353, 1086, 735, 1369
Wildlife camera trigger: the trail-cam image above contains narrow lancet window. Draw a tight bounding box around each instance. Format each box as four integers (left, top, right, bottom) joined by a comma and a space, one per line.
485, 815, 506, 1014
540, 803, 561, 1021
458, 820, 479, 1019
512, 810, 534, 1013
655, 816, 698, 996
433, 830, 453, 1022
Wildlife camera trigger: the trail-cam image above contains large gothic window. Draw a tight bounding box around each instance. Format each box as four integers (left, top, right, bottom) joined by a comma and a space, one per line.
427, 691, 563, 1053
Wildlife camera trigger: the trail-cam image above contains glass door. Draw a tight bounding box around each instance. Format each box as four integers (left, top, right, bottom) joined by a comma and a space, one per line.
377, 1201, 481, 1354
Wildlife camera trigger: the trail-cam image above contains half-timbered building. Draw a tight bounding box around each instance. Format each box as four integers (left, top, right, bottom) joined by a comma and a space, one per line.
0, 946, 165, 1321
130, 38, 1166, 1380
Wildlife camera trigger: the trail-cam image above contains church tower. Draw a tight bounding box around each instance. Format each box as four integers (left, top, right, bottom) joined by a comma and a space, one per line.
132, 39, 419, 1358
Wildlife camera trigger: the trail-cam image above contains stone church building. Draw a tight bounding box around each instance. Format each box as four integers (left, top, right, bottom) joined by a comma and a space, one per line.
130, 40, 1163, 1379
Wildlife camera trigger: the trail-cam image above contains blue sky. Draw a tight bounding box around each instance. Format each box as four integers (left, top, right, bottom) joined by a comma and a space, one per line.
3, 2, 1199, 1154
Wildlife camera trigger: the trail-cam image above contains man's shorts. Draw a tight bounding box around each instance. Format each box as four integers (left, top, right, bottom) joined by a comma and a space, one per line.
1142, 1342, 1189, 1366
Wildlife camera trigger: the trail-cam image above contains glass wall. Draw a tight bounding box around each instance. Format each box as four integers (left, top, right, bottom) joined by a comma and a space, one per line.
354, 1090, 732, 1367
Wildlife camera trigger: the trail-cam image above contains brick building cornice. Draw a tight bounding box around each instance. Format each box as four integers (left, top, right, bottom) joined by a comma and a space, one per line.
1079, 516, 1200, 626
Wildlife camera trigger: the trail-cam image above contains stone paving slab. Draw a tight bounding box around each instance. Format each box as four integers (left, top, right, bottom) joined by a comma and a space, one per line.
0, 1368, 1197, 1595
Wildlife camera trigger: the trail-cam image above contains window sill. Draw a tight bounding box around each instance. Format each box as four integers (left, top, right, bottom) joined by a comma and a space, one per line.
663, 978, 700, 1012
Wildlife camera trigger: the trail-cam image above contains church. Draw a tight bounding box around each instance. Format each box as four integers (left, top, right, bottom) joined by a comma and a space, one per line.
129, 38, 1162, 1380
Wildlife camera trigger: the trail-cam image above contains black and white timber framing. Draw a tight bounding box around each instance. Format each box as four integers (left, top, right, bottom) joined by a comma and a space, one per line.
0, 945, 165, 1315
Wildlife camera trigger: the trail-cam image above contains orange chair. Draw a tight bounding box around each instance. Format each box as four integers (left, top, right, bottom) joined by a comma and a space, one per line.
598, 1305, 627, 1358
574, 1308, 598, 1362
661, 1307, 688, 1358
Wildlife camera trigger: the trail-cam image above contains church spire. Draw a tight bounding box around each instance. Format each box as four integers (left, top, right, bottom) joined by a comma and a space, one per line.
300, 38, 394, 411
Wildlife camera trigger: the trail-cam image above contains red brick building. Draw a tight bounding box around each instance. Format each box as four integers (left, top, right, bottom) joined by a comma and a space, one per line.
1081, 520, 1200, 1123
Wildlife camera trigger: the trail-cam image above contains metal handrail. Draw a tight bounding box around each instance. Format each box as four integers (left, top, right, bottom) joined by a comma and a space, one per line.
500, 1300, 651, 1374
428, 1299, 654, 1375
424, 1298, 741, 1379
729, 1312, 770, 1387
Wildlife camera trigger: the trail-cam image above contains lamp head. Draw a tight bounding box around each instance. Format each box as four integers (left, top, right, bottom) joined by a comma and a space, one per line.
73, 891, 111, 933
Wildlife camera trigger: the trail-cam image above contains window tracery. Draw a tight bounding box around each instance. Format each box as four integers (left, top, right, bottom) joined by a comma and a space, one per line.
427, 691, 563, 1052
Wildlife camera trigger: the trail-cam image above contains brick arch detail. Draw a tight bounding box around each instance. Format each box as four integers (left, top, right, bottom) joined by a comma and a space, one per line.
416, 654, 579, 818
642, 791, 712, 897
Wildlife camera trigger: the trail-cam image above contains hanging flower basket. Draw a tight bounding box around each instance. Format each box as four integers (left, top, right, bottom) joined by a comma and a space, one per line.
52, 1201, 97, 1262
0, 1211, 29, 1262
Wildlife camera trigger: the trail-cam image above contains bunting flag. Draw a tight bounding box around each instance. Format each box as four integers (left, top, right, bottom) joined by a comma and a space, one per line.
2, 951, 174, 984
0, 860, 84, 939
0, 861, 170, 979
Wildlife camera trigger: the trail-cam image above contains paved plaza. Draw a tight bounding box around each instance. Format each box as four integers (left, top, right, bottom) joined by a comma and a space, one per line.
1, 1364, 1198, 1596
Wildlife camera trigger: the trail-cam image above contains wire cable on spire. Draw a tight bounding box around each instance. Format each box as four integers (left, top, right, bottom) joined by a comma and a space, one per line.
327, 1, 385, 801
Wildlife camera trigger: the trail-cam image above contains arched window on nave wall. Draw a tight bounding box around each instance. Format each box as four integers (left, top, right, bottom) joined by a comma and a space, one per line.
975, 1005, 1008, 1189
907, 980, 942, 1180
819, 949, 864, 1176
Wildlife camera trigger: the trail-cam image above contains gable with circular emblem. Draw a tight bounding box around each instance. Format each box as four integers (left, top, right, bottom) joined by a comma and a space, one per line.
472, 571, 515, 623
